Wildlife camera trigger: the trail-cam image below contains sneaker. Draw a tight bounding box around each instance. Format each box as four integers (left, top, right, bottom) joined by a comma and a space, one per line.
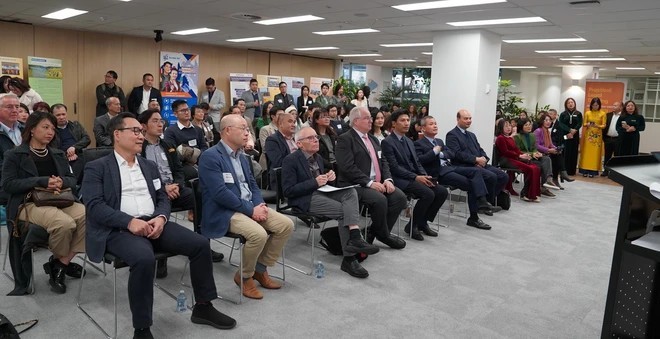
541, 188, 555, 198
191, 302, 237, 330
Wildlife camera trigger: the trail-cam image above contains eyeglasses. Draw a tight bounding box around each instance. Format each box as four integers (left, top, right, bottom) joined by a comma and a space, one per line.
118, 127, 143, 136
177, 108, 191, 113
299, 135, 320, 142
227, 125, 250, 133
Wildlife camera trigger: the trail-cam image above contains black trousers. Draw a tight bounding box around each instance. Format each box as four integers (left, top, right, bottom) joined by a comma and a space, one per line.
603, 136, 619, 169
106, 222, 217, 329
563, 137, 579, 175
171, 185, 195, 211
439, 167, 488, 215
403, 181, 447, 228
355, 186, 407, 239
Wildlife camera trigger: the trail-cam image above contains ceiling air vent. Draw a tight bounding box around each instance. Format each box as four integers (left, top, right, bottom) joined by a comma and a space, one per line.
230, 13, 262, 21
569, 0, 601, 7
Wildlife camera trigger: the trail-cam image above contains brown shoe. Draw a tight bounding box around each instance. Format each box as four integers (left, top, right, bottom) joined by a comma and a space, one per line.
234, 271, 263, 299
253, 271, 281, 289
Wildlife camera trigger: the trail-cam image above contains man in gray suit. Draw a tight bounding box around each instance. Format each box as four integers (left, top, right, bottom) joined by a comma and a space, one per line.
199, 77, 226, 130
240, 78, 264, 120
93, 96, 121, 146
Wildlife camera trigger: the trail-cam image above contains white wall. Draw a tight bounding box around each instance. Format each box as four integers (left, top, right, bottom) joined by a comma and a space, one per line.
537, 75, 562, 111
365, 64, 383, 107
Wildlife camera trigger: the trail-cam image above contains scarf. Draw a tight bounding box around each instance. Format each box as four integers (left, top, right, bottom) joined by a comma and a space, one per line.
542, 127, 552, 148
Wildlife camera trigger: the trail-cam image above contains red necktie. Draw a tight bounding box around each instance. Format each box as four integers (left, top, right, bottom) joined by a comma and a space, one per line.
362, 134, 381, 183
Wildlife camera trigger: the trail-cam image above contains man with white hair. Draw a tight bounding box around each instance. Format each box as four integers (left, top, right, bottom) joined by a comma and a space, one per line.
93, 96, 121, 146
0, 93, 22, 204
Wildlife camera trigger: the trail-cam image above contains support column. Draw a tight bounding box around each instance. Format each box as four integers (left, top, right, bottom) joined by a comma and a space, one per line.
429, 30, 502, 158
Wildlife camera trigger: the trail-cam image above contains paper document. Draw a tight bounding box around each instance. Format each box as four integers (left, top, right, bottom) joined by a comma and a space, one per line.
317, 184, 358, 193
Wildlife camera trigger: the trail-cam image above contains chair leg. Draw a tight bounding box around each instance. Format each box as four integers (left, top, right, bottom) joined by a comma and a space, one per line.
77, 254, 116, 339
29, 249, 35, 294
217, 241, 242, 305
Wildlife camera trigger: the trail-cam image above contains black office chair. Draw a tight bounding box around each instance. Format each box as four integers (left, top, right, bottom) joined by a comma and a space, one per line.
77, 147, 114, 186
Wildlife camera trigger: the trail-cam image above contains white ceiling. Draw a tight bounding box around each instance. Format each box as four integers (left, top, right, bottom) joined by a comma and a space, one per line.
2, 0, 660, 76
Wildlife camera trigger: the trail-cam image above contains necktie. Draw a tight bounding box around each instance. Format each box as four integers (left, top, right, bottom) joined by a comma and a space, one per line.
362, 134, 381, 183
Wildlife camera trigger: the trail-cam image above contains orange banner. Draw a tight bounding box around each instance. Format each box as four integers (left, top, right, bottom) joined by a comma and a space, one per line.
584, 81, 626, 112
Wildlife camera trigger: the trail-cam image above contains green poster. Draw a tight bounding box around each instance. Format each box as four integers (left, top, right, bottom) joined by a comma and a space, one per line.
27, 56, 63, 105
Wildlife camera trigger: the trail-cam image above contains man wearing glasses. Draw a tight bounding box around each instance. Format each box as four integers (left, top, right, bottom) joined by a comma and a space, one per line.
198, 114, 293, 300
281, 127, 379, 278
163, 99, 208, 153
0, 93, 22, 204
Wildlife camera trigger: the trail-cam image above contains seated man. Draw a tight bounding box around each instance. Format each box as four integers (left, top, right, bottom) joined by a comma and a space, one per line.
163, 99, 208, 180
336, 107, 407, 250
446, 109, 508, 206
264, 110, 297, 189
52, 103, 91, 180
198, 114, 293, 300
282, 127, 379, 278
381, 110, 447, 241
415, 116, 499, 230
93, 96, 121, 146
82, 113, 236, 338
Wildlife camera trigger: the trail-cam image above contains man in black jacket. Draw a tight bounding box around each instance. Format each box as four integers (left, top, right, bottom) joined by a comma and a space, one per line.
95, 70, 126, 116
273, 81, 294, 109
127, 73, 162, 115
52, 103, 91, 179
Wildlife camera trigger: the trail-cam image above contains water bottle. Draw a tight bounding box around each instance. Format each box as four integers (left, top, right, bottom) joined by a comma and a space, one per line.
176, 290, 187, 312
314, 261, 325, 279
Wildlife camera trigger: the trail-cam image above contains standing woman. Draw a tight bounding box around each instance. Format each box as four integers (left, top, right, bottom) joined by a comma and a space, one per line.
578, 97, 606, 177
297, 86, 314, 113
8, 78, 43, 112
2, 112, 86, 294
333, 84, 348, 105
616, 100, 645, 155
350, 89, 369, 108
369, 109, 389, 143
310, 107, 337, 171
556, 98, 582, 175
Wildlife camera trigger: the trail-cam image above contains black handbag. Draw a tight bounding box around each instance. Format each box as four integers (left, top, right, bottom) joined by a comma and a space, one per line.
30, 187, 75, 208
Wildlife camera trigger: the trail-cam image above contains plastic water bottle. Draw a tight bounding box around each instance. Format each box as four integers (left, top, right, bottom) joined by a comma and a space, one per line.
314, 261, 325, 279
176, 290, 187, 312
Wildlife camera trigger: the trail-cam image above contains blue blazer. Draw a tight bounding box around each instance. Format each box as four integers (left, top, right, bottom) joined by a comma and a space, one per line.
197, 143, 263, 239
264, 131, 291, 189
81, 153, 170, 263
445, 126, 489, 167
381, 133, 426, 189
281, 150, 326, 212
414, 137, 456, 178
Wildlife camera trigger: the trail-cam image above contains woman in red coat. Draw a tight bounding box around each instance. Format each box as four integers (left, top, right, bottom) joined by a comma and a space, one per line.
495, 119, 541, 202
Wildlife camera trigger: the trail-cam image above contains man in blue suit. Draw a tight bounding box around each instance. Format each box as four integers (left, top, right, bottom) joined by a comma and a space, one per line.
198, 114, 293, 300
82, 113, 236, 339
445, 109, 508, 206
381, 110, 447, 241
415, 116, 498, 230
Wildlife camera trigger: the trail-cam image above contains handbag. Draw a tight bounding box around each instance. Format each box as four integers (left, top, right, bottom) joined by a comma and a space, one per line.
30, 187, 75, 208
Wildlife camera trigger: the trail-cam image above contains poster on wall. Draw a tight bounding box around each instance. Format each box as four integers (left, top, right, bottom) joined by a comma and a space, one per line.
256, 74, 281, 103
1, 56, 23, 78
282, 76, 305, 101
309, 77, 334, 97
27, 56, 63, 105
159, 51, 199, 124
584, 80, 626, 113
229, 73, 253, 104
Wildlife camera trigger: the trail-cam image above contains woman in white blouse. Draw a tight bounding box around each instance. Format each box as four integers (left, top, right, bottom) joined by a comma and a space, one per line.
350, 89, 369, 108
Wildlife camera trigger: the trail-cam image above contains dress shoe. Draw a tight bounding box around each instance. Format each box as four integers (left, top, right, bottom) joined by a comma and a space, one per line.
156, 258, 168, 279
253, 271, 281, 289
403, 223, 424, 241
541, 188, 556, 198
560, 171, 574, 182
133, 327, 154, 339
233, 271, 263, 299
48, 260, 67, 294
211, 250, 224, 262
377, 235, 406, 249
479, 200, 502, 213
43, 256, 86, 278
419, 225, 438, 237
345, 237, 380, 255
466, 218, 491, 230
340, 258, 369, 278
191, 302, 237, 330
478, 207, 493, 216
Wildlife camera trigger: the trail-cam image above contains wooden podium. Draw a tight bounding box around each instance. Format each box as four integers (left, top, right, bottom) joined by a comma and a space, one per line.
602, 155, 660, 338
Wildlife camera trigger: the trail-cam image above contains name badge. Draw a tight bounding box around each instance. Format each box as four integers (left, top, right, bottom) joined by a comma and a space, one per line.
161, 153, 167, 161
188, 139, 197, 147
223, 172, 235, 184
336, 124, 342, 129
278, 99, 283, 103
377, 150, 382, 158
153, 179, 161, 190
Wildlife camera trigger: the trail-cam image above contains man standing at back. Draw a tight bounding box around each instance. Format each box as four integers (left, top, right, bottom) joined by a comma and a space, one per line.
273, 82, 294, 110
96, 70, 126, 116
602, 101, 622, 176
240, 78, 263, 120
127, 73, 162, 116
199, 77, 226, 130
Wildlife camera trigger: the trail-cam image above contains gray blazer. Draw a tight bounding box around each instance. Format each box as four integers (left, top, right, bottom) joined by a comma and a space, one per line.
93, 114, 112, 147
240, 90, 264, 120
199, 89, 226, 123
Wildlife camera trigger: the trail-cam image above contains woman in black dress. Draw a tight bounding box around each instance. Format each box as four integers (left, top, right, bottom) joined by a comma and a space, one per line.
616, 100, 645, 155
556, 98, 582, 176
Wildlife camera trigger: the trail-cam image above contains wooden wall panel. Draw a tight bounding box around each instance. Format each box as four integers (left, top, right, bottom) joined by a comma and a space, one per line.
269, 53, 292, 76
121, 36, 160, 90
0, 22, 34, 76
247, 50, 269, 76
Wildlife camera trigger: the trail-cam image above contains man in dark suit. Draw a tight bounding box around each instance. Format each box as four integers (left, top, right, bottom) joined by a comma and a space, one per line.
336, 107, 407, 250
602, 101, 622, 176
328, 104, 349, 135
127, 73, 163, 116
273, 81, 295, 109
93, 96, 121, 146
81, 113, 236, 339
415, 116, 497, 230
198, 114, 293, 300
282, 127, 379, 278
381, 110, 447, 240
446, 109, 508, 205
264, 111, 297, 189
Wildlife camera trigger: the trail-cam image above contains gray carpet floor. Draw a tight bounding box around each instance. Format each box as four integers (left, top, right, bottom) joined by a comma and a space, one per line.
0, 179, 621, 338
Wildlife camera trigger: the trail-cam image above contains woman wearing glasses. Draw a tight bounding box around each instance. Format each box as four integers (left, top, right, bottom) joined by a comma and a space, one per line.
310, 107, 337, 171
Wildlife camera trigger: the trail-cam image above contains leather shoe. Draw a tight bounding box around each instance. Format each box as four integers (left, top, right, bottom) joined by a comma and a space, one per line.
234, 271, 263, 299
403, 223, 424, 241
156, 258, 168, 279
191, 302, 237, 330
419, 225, 438, 237
478, 207, 493, 216
211, 250, 224, 262
48, 260, 67, 294
43, 256, 86, 278
340, 258, 369, 278
366, 232, 376, 244
345, 237, 380, 255
466, 218, 491, 230
133, 327, 154, 339
377, 235, 406, 249
253, 271, 281, 289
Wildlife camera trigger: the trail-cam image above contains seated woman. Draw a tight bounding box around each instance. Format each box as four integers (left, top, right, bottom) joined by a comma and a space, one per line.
494, 119, 542, 202
534, 113, 572, 190
310, 107, 337, 171
2, 111, 86, 294
191, 104, 214, 148
514, 118, 558, 197
369, 109, 389, 143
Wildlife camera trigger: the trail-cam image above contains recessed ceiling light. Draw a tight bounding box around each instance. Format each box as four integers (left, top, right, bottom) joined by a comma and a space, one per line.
535, 49, 608, 53
416, 66, 433, 68
503, 38, 586, 43
375, 59, 417, 62
313, 28, 379, 35
559, 57, 625, 61
499, 66, 537, 69
254, 15, 324, 26
380, 43, 433, 47
447, 16, 546, 27
421, 52, 433, 55
500, 59, 506, 62
338, 53, 382, 57
42, 8, 88, 20
393, 0, 506, 11
655, 72, 660, 75
226, 36, 273, 42
119, 0, 132, 2
293, 47, 339, 51
616, 67, 645, 70
171, 28, 218, 35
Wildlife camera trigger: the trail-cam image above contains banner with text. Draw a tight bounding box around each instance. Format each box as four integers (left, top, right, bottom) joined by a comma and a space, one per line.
160, 51, 199, 124
282, 76, 305, 101
229, 73, 253, 104
584, 80, 627, 113
27, 56, 63, 105
309, 77, 334, 98
257, 75, 281, 103
1, 56, 23, 79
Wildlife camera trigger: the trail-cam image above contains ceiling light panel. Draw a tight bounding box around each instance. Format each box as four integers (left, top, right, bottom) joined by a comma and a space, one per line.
447, 16, 546, 27
503, 38, 586, 43
42, 8, 88, 20
226, 37, 273, 42
293, 47, 339, 51
535, 49, 608, 53
313, 28, 379, 35
255, 15, 324, 25
380, 43, 433, 48
171, 28, 218, 35
393, 0, 507, 11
